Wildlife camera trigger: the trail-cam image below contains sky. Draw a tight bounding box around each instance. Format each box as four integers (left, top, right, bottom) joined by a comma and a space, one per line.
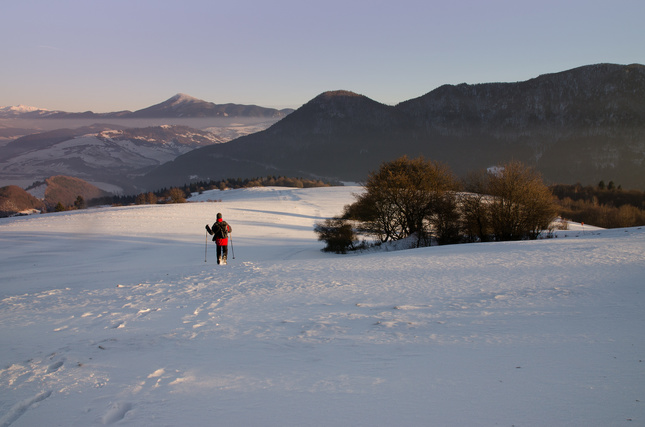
1, 0, 644, 113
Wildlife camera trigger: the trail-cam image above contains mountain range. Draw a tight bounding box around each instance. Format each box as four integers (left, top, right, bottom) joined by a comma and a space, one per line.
2, 63, 644, 199
0, 124, 226, 194
0, 95, 295, 193
140, 64, 645, 191
0, 93, 294, 119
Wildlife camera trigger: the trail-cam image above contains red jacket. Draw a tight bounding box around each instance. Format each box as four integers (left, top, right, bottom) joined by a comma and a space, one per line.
214, 218, 231, 246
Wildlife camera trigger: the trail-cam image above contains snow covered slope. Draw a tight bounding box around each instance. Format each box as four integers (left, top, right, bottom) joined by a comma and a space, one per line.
0, 186, 643, 426
0, 125, 224, 192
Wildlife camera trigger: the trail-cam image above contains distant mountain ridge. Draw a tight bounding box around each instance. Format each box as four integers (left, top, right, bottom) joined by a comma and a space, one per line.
0, 94, 295, 119
140, 63, 645, 190
3, 64, 644, 193
0, 124, 225, 194
396, 63, 645, 131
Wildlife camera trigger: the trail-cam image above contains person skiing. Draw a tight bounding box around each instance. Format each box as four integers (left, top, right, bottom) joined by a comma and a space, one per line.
206, 213, 232, 265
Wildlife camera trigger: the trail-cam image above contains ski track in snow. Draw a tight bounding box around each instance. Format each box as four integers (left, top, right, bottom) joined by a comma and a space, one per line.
0, 186, 644, 426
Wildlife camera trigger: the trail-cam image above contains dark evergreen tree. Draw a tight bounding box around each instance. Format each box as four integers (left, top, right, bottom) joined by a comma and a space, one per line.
74, 196, 85, 209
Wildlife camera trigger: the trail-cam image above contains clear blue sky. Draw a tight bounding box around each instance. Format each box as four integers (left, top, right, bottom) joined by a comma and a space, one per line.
2, 0, 644, 113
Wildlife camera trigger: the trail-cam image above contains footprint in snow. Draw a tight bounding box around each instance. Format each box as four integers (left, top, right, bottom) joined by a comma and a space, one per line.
101, 402, 133, 425
0, 390, 52, 427
136, 308, 159, 318
46, 360, 64, 374
109, 321, 125, 329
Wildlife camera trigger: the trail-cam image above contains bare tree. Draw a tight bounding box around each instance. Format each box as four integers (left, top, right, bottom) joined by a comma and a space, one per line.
461, 170, 493, 242
346, 156, 458, 246
166, 188, 187, 204
487, 161, 557, 240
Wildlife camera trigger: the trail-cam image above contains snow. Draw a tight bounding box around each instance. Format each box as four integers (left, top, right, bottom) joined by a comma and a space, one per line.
169, 93, 200, 107
0, 105, 54, 119
1, 185, 643, 426
0, 135, 193, 189
0, 105, 47, 114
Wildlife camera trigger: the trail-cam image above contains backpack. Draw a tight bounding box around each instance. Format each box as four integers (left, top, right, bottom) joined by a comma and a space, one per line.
213, 221, 229, 239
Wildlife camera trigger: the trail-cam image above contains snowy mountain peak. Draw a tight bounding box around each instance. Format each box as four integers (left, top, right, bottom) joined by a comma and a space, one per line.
168, 93, 203, 106
0, 95, 291, 120
0, 104, 50, 114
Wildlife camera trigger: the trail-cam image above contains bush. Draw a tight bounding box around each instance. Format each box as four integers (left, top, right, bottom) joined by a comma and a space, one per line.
74, 196, 86, 209
314, 218, 356, 254
165, 188, 187, 203
135, 192, 158, 205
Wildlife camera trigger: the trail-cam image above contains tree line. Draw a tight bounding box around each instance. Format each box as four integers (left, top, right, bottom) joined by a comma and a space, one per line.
315, 157, 559, 253
87, 176, 336, 207
550, 182, 645, 229
316, 157, 645, 253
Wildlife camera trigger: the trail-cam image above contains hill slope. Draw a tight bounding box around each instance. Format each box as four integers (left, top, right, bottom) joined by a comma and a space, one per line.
40, 175, 112, 209
0, 125, 224, 193
0, 186, 643, 425
0, 185, 44, 216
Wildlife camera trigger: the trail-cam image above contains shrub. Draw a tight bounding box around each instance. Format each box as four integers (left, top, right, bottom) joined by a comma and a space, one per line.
314, 218, 356, 254
74, 196, 86, 209
165, 188, 187, 203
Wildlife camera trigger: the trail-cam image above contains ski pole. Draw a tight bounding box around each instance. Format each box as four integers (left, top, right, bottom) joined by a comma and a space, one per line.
229, 234, 235, 259
205, 229, 208, 262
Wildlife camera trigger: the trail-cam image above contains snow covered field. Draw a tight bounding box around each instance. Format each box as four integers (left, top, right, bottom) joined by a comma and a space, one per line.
1, 185, 643, 426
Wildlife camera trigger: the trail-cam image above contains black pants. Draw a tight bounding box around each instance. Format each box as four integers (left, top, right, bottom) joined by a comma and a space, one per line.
216, 244, 228, 259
